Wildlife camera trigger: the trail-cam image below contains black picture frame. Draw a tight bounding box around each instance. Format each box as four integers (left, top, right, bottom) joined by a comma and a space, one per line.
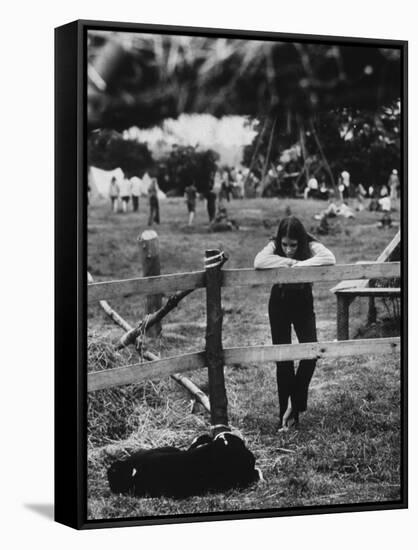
55, 19, 408, 530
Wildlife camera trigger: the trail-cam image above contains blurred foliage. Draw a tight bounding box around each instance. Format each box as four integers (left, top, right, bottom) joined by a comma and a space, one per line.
87, 32, 401, 130
158, 145, 219, 194
88, 129, 219, 194
87, 129, 154, 176
330, 104, 400, 185
243, 101, 400, 189
87, 32, 401, 193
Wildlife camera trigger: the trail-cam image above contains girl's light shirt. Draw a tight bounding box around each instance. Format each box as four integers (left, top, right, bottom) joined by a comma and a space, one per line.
378, 196, 391, 212
109, 183, 120, 198
119, 179, 132, 196
254, 241, 336, 269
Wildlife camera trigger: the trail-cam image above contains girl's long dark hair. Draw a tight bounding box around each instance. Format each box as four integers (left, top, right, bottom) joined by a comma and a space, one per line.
274, 216, 317, 261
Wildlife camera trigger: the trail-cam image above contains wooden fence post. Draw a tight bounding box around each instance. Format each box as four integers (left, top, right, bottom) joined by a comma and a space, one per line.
367, 296, 377, 325
336, 294, 350, 340
205, 249, 229, 434
139, 229, 162, 337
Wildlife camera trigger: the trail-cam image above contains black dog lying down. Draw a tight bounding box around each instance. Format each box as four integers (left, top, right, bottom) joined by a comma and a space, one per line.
108, 432, 262, 498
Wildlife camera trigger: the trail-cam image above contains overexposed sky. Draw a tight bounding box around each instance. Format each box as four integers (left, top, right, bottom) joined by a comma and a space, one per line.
123, 114, 258, 166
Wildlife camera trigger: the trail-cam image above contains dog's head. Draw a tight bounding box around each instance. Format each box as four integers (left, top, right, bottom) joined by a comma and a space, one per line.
188, 433, 213, 450
213, 431, 245, 450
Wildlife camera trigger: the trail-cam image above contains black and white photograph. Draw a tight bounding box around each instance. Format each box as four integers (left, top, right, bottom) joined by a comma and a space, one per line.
83, 23, 406, 525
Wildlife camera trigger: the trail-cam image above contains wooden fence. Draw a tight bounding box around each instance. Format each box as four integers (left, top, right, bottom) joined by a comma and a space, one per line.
332, 231, 401, 339
88, 262, 400, 303
88, 257, 401, 429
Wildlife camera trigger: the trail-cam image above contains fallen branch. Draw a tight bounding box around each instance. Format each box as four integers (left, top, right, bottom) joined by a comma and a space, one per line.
172, 374, 210, 411
116, 288, 194, 350
87, 272, 131, 332
87, 272, 210, 413
139, 338, 210, 413
275, 447, 296, 454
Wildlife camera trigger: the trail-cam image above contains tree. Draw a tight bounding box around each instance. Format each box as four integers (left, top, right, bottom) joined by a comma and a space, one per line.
87, 32, 402, 130
243, 102, 401, 194
162, 145, 219, 195
306, 103, 400, 187
87, 129, 154, 176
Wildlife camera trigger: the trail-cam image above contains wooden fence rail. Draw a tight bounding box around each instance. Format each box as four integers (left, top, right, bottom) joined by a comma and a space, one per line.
331, 231, 401, 340
88, 262, 400, 303
88, 337, 400, 392
88, 254, 401, 432
88, 271, 205, 303
89, 351, 206, 392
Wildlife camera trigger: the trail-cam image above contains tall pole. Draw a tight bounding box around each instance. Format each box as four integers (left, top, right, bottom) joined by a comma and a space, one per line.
260, 116, 277, 195
204, 249, 229, 435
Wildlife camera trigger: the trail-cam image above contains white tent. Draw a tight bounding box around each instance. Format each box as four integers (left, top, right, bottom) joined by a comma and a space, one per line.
89, 166, 124, 199
89, 166, 166, 201
130, 176, 152, 197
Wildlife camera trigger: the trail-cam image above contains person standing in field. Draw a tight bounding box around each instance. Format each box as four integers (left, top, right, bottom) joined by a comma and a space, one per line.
184, 182, 197, 226
338, 169, 350, 200
378, 185, 392, 228
354, 182, 367, 211
388, 169, 400, 200
304, 175, 319, 200
148, 177, 160, 226
318, 176, 329, 200
142, 171, 152, 190
109, 176, 120, 213
130, 175, 142, 212
368, 185, 379, 211
220, 169, 232, 202
254, 216, 336, 431
119, 176, 131, 213
206, 182, 217, 224
235, 169, 245, 198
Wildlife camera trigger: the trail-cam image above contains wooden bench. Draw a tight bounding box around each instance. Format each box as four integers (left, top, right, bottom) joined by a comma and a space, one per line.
332, 231, 401, 340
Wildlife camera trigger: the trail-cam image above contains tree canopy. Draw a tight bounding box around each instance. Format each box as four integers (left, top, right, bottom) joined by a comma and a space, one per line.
87, 129, 153, 176
243, 102, 400, 189
87, 31, 401, 131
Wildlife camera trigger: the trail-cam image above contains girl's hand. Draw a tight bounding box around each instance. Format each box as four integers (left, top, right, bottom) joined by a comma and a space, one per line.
283, 258, 297, 267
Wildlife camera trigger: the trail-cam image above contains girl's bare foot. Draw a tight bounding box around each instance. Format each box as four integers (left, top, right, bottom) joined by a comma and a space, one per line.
279, 400, 299, 431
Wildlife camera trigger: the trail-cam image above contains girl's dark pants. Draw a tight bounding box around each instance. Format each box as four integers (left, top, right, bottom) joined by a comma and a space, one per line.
268, 283, 317, 418
148, 196, 160, 225
132, 196, 139, 212
207, 194, 216, 222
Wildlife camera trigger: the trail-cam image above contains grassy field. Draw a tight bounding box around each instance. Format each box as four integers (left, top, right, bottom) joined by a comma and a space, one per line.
87, 195, 401, 521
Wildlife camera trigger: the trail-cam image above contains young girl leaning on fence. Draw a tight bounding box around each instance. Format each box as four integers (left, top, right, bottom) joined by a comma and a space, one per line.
254, 216, 336, 431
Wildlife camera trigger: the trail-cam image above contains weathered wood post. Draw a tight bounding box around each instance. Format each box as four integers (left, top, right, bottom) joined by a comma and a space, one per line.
205, 249, 229, 434
139, 229, 162, 337
336, 294, 350, 340
367, 296, 377, 325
